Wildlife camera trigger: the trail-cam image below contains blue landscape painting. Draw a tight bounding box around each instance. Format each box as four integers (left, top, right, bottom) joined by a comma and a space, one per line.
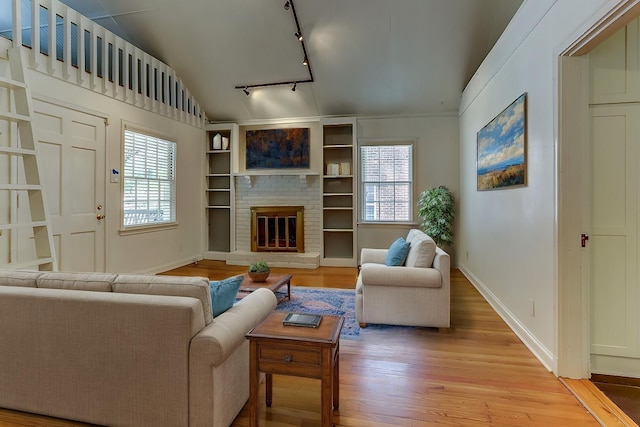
477, 93, 527, 190
246, 128, 310, 169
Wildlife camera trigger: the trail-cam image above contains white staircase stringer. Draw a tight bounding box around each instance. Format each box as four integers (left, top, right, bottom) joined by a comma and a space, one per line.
0, 47, 58, 271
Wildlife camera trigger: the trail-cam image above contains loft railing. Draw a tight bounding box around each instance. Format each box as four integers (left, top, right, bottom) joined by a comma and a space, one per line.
0, 0, 206, 127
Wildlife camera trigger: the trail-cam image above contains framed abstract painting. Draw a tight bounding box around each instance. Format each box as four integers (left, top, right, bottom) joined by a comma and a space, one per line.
245, 128, 310, 169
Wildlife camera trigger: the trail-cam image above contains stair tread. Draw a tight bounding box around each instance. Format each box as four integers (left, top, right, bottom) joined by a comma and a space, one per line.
0, 111, 32, 122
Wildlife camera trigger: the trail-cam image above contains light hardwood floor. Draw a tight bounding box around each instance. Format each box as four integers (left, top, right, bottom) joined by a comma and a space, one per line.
0, 262, 601, 426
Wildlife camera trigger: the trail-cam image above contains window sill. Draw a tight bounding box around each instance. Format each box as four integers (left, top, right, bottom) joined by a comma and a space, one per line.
358, 221, 419, 228
119, 222, 178, 236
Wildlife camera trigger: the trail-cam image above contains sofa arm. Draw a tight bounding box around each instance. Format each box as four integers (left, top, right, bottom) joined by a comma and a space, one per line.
360, 248, 388, 265
360, 264, 442, 288
190, 287, 276, 367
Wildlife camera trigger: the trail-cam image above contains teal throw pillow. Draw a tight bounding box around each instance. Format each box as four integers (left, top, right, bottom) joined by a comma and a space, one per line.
209, 275, 243, 317
385, 237, 410, 266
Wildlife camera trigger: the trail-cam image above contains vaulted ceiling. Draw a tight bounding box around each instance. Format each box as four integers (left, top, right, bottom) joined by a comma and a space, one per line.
57, 0, 523, 122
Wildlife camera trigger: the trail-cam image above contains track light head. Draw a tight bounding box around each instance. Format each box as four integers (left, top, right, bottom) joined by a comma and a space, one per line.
302, 56, 309, 66
291, 82, 297, 92
243, 87, 250, 96
284, 1, 290, 10
295, 32, 303, 41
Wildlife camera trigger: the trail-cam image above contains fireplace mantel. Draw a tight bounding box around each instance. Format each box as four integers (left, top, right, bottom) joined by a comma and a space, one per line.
237, 172, 318, 188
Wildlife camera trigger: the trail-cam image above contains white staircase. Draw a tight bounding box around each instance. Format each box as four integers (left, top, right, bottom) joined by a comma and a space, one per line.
0, 47, 57, 271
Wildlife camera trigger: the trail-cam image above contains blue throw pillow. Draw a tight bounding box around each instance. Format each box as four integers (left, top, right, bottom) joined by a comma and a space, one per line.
209, 275, 243, 317
385, 237, 410, 266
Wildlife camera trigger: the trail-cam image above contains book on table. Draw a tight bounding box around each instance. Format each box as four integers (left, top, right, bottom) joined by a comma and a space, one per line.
283, 312, 322, 328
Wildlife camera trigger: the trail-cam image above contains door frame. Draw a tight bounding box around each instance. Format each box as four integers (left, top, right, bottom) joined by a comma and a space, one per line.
557, 0, 640, 378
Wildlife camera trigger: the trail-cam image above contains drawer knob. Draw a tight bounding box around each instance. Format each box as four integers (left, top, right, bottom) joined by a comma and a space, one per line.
284, 355, 293, 363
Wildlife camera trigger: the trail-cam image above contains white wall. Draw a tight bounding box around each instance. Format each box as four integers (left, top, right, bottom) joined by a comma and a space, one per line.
356, 114, 460, 264
26, 68, 205, 274
458, 0, 630, 371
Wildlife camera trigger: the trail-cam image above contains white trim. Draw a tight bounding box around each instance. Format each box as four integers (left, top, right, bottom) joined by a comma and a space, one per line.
556, 0, 640, 379
459, 0, 557, 116
460, 264, 554, 372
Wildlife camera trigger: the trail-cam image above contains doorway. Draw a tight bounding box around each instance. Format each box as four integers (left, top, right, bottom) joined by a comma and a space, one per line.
558, 0, 640, 380
32, 99, 106, 272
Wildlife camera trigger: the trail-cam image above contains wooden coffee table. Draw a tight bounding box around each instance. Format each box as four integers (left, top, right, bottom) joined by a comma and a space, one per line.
246, 311, 344, 427
237, 273, 292, 302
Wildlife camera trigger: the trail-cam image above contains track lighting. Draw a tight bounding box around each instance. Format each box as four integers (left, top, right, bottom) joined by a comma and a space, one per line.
235, 0, 313, 95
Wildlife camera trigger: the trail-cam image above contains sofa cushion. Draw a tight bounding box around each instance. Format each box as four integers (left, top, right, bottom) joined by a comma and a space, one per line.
113, 274, 214, 325
0, 270, 43, 287
405, 230, 437, 268
385, 237, 410, 266
209, 275, 243, 317
37, 272, 116, 292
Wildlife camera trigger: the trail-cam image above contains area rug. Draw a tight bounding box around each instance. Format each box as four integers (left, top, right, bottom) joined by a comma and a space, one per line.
274, 287, 360, 338
271, 287, 416, 339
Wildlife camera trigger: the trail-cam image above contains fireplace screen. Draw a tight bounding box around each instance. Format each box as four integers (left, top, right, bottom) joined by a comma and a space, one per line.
251, 206, 304, 252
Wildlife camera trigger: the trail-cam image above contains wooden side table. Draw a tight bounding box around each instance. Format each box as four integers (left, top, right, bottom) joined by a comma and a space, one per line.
246, 311, 344, 427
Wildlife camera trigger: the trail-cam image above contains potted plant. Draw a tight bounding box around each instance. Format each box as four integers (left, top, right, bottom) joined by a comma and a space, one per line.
417, 185, 455, 247
248, 261, 270, 282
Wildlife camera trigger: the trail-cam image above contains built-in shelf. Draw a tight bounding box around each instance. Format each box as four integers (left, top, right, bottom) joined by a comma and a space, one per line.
204, 123, 238, 258
234, 171, 319, 176
321, 118, 357, 267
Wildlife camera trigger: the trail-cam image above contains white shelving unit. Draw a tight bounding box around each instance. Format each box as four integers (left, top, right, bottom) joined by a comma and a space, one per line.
320, 117, 357, 266
204, 123, 238, 260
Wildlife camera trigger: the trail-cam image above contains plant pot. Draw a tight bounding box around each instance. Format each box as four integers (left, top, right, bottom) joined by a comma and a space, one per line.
248, 270, 270, 282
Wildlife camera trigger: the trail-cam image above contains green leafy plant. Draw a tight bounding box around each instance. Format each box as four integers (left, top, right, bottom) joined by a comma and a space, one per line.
417, 185, 455, 247
248, 261, 270, 273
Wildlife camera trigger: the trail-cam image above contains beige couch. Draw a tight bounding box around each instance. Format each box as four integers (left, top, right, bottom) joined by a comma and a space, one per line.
356, 229, 450, 328
0, 270, 277, 427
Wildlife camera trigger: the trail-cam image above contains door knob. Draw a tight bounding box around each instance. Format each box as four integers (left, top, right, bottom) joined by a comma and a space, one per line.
97, 214, 105, 220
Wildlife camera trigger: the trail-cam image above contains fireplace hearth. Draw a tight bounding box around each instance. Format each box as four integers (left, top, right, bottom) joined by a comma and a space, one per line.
251, 206, 304, 253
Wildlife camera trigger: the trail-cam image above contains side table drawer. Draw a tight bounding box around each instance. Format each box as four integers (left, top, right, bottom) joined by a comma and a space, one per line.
258, 344, 322, 378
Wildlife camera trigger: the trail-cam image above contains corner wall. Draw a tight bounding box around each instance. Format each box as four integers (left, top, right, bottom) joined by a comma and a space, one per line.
458, 0, 629, 371
25, 68, 205, 274
356, 114, 460, 264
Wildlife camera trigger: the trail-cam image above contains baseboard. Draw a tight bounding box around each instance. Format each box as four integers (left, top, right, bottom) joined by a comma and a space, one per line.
226, 250, 320, 269
459, 265, 554, 372
142, 255, 203, 275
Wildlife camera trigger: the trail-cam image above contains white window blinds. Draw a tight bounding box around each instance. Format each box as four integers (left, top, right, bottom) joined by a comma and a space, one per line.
123, 129, 176, 228
361, 144, 412, 222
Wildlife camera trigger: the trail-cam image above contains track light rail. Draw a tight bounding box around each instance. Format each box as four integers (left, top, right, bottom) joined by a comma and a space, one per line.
235, 0, 313, 95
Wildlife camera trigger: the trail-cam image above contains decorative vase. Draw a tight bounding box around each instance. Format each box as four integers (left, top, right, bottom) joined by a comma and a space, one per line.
248, 270, 270, 282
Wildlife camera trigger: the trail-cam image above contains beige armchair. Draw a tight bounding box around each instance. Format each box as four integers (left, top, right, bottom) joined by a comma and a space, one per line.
355, 229, 450, 328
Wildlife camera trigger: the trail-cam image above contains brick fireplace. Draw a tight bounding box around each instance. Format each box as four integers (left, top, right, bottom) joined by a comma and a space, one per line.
227, 175, 321, 268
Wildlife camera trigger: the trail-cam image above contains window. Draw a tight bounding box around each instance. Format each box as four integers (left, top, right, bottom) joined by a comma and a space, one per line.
123, 129, 176, 228
360, 143, 413, 222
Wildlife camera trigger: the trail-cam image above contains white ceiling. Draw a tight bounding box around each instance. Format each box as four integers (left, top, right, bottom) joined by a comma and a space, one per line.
56, 0, 523, 123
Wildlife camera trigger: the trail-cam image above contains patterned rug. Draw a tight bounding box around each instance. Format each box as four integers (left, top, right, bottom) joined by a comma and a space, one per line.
273, 287, 361, 338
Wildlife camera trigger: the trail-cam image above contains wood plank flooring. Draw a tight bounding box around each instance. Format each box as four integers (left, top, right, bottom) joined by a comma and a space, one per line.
0, 262, 600, 426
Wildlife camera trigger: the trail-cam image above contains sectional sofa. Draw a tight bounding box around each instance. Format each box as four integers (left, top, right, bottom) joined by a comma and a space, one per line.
0, 270, 277, 427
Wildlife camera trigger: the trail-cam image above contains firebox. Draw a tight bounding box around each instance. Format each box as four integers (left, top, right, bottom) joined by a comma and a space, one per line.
250, 206, 304, 252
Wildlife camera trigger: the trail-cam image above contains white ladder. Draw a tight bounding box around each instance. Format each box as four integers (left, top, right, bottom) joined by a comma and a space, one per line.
0, 47, 57, 271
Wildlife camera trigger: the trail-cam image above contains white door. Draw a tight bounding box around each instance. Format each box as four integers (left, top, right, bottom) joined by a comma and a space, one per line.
589, 104, 639, 373
33, 100, 106, 272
